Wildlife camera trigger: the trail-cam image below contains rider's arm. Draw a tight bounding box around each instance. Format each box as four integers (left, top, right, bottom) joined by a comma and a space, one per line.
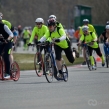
91, 32, 98, 42
29, 27, 36, 43
78, 35, 84, 44
4, 25, 13, 40
58, 29, 66, 41
39, 31, 49, 42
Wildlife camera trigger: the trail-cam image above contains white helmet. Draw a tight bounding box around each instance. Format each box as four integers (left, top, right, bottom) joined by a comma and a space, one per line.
106, 25, 109, 29
82, 25, 89, 31
35, 18, 44, 23
83, 19, 89, 23
49, 15, 56, 20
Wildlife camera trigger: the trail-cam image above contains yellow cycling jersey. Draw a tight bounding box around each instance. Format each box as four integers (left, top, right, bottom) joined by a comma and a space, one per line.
80, 32, 98, 48
79, 24, 96, 36
29, 25, 48, 43
22, 30, 30, 38
2, 20, 11, 29
44, 27, 69, 49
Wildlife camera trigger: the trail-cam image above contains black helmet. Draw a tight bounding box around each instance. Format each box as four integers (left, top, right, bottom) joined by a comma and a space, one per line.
47, 18, 56, 26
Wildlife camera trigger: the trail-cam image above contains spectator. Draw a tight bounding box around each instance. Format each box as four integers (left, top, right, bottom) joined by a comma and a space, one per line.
67, 26, 75, 47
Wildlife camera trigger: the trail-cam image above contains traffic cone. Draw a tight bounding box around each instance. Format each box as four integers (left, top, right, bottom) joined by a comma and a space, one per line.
96, 56, 101, 62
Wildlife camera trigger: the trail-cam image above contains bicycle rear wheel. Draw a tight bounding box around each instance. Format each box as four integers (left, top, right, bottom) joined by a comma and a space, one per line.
11, 61, 20, 81
61, 64, 68, 82
44, 53, 54, 83
34, 52, 44, 77
86, 58, 92, 71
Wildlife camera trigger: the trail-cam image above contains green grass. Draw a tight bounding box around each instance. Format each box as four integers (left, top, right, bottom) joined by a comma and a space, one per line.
13, 53, 84, 70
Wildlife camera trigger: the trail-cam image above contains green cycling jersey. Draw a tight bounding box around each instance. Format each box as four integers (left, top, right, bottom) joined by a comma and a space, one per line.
29, 25, 48, 43
22, 30, 31, 38
80, 32, 98, 48
44, 27, 69, 49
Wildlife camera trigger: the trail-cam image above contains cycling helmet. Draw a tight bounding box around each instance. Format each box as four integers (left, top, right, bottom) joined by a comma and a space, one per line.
82, 25, 89, 31
106, 25, 109, 29
49, 15, 57, 20
35, 18, 44, 23
83, 19, 89, 23
47, 18, 56, 26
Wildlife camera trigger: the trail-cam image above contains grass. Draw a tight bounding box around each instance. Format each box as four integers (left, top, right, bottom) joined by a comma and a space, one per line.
13, 53, 84, 70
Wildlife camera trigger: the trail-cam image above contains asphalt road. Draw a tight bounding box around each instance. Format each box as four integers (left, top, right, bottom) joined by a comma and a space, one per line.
0, 63, 109, 109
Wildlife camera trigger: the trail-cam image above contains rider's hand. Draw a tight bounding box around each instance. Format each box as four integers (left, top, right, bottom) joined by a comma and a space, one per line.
54, 38, 60, 42
28, 43, 31, 46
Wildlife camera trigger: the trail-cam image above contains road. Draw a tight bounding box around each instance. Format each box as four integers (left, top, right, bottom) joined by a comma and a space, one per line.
0, 63, 109, 109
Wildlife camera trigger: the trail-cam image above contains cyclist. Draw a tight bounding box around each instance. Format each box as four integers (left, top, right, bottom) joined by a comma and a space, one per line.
28, 18, 48, 53
0, 12, 14, 31
38, 19, 75, 78
99, 25, 109, 56
78, 26, 105, 69
79, 19, 96, 65
22, 27, 31, 50
0, 16, 13, 79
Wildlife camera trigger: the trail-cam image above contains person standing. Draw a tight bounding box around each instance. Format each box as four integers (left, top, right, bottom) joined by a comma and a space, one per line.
67, 26, 75, 47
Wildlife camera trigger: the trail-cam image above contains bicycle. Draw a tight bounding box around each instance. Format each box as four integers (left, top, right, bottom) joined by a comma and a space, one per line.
77, 42, 97, 71
44, 42, 68, 83
0, 41, 20, 81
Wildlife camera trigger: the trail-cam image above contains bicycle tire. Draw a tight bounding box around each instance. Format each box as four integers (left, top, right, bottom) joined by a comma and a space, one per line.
106, 55, 109, 68
44, 53, 54, 83
11, 61, 20, 81
34, 52, 44, 77
61, 64, 68, 82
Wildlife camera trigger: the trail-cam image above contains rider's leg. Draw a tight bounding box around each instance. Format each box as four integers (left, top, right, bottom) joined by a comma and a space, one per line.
82, 47, 86, 65
9, 49, 13, 65
95, 47, 105, 66
87, 46, 94, 66
64, 46, 75, 64
54, 44, 63, 75
3, 42, 12, 78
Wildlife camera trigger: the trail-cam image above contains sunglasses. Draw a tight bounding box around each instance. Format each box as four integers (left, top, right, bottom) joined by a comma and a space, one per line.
36, 23, 42, 25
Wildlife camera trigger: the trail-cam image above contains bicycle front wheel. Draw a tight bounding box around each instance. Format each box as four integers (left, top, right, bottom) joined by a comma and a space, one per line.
11, 61, 20, 81
34, 52, 44, 77
61, 64, 68, 82
44, 53, 54, 83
